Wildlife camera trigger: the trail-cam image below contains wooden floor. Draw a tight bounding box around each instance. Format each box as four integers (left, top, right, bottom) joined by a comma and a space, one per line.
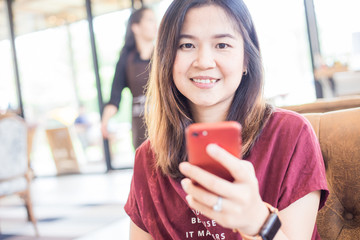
0, 170, 132, 240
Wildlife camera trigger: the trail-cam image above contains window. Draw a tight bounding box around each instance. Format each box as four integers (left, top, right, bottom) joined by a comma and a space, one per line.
245, 0, 315, 106
314, 0, 360, 69
0, 2, 18, 113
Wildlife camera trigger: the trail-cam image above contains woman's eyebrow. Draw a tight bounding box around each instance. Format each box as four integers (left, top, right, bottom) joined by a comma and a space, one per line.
179, 34, 195, 39
213, 33, 236, 39
179, 33, 236, 40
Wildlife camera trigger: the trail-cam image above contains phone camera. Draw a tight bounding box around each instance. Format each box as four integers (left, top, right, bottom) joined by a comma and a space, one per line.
202, 131, 208, 136
192, 132, 199, 137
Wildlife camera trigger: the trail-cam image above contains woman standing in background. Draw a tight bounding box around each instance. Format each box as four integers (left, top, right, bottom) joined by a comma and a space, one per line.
101, 7, 157, 149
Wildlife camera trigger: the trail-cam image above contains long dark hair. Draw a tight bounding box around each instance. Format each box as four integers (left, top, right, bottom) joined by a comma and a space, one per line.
145, 0, 273, 178
122, 7, 150, 54
109, 7, 151, 110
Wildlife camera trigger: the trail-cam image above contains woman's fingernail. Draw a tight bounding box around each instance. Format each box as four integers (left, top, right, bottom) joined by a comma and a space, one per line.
181, 179, 186, 189
179, 162, 189, 173
206, 143, 217, 154
185, 195, 192, 203
182, 178, 191, 190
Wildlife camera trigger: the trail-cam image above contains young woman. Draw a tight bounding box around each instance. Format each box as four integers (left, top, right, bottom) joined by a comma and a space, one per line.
125, 0, 328, 239
101, 7, 157, 149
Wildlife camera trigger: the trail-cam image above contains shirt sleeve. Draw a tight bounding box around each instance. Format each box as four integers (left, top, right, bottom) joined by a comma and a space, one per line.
124, 175, 148, 232
124, 142, 150, 233
107, 51, 128, 108
278, 118, 329, 211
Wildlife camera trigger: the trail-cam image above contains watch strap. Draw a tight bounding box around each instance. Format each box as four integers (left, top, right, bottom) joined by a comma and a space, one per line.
259, 211, 281, 240
233, 202, 281, 240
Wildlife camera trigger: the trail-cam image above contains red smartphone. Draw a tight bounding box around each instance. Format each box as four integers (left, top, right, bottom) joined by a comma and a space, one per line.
185, 121, 242, 182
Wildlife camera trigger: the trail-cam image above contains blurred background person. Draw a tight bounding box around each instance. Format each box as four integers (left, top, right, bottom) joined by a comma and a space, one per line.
74, 103, 91, 149
101, 7, 157, 149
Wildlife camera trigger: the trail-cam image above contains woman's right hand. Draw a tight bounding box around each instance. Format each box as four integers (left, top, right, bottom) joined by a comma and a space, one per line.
101, 120, 109, 138
101, 104, 118, 139
179, 144, 269, 236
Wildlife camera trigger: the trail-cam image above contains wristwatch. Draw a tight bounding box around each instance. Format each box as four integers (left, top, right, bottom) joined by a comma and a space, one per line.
234, 202, 281, 240
259, 210, 282, 240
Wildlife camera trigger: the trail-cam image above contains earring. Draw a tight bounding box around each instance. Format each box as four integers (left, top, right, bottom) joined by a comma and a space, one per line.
243, 69, 248, 75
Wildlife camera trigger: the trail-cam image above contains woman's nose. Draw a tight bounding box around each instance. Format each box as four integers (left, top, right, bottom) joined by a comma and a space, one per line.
193, 47, 216, 69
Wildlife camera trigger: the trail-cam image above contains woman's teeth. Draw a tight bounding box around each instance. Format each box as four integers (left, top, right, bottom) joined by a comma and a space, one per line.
192, 79, 217, 83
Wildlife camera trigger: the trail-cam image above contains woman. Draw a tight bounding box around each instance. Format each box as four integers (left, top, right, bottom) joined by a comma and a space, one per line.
101, 7, 157, 149
125, 0, 328, 239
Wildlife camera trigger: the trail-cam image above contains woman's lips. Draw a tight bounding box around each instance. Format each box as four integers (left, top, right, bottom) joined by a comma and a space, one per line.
190, 77, 220, 89
191, 78, 217, 83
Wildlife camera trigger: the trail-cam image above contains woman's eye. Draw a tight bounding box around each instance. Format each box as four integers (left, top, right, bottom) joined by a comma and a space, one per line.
180, 43, 194, 49
217, 43, 229, 49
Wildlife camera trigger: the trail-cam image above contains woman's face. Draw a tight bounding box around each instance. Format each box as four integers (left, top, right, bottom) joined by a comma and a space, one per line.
135, 9, 157, 41
173, 5, 246, 119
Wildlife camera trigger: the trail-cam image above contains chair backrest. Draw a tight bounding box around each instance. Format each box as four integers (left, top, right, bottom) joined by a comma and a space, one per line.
302, 107, 360, 240
282, 95, 360, 113
0, 114, 28, 180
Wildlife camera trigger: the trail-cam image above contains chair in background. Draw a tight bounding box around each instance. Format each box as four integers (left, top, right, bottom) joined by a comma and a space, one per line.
0, 113, 39, 236
302, 107, 360, 239
281, 95, 360, 113
46, 126, 80, 175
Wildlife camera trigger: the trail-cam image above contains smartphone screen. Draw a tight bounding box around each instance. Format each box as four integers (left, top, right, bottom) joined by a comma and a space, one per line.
185, 121, 242, 182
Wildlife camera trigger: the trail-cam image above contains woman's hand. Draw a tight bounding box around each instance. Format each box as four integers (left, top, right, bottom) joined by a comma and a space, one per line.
101, 104, 118, 138
179, 143, 269, 236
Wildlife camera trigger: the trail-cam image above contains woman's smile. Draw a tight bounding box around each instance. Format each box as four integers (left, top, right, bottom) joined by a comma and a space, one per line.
190, 76, 220, 89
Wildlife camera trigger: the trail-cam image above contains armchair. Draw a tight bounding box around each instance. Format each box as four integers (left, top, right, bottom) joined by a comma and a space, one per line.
282, 95, 360, 113
0, 113, 38, 236
302, 107, 360, 239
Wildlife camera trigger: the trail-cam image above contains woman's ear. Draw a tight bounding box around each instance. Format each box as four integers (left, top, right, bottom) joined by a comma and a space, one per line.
242, 64, 248, 75
131, 23, 140, 36
242, 57, 249, 75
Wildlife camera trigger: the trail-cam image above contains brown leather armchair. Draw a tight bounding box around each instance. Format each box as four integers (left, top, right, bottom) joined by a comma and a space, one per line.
282, 95, 360, 113
302, 107, 360, 239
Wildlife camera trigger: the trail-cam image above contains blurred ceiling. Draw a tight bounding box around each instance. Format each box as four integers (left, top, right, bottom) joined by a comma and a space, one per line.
0, 0, 162, 40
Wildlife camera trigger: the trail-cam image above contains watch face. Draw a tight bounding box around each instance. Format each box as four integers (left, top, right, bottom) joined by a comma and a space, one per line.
260, 212, 281, 240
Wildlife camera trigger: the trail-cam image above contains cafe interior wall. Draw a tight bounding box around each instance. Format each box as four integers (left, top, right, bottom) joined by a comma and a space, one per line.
0, 0, 359, 176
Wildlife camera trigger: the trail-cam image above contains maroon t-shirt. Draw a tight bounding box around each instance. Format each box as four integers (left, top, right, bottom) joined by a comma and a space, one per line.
124, 109, 329, 239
